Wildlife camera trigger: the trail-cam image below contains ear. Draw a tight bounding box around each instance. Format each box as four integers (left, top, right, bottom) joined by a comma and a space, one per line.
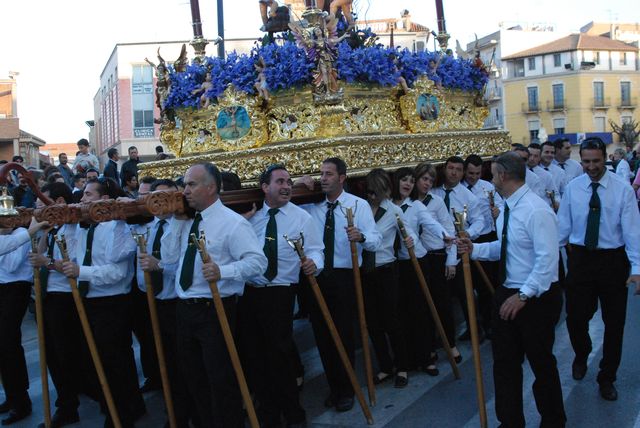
339, 174, 346, 185
261, 182, 269, 194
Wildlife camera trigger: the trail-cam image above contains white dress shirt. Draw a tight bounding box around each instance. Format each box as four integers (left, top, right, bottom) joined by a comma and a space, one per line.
247, 201, 324, 285
397, 197, 446, 260
558, 170, 640, 275
531, 165, 560, 206
161, 199, 267, 299
303, 190, 382, 268
0, 228, 30, 256
525, 168, 547, 200
540, 162, 567, 196
369, 199, 416, 266
131, 218, 179, 300
553, 158, 583, 182
0, 229, 33, 284
44, 224, 78, 293
463, 178, 504, 233
472, 184, 558, 298
432, 183, 486, 240
75, 220, 134, 298
615, 158, 633, 183
420, 193, 458, 266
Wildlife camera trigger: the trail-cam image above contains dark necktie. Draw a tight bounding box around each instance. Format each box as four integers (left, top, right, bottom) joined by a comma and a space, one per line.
584, 183, 601, 250
263, 208, 280, 281
362, 207, 386, 273
544, 167, 549, 171
149, 219, 167, 295
422, 194, 433, 207
323, 202, 338, 275
559, 163, 566, 170
498, 203, 510, 285
179, 213, 202, 291
467, 184, 473, 191
444, 188, 453, 212
39, 229, 58, 296
529, 167, 535, 172
78, 224, 96, 297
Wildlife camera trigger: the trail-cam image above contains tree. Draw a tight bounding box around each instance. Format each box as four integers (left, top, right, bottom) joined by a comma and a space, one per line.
610, 119, 640, 149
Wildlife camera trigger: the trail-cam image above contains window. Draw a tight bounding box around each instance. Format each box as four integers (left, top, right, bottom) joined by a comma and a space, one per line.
620, 52, 627, 66
552, 84, 564, 109
527, 86, 539, 111
553, 53, 561, 67
514, 59, 525, 77
594, 116, 606, 132
553, 118, 565, 134
594, 52, 601, 65
528, 57, 536, 70
528, 120, 540, 143
593, 82, 604, 106
131, 64, 154, 138
415, 41, 425, 52
621, 81, 631, 106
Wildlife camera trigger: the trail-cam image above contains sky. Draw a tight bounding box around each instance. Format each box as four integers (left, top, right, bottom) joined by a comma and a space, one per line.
1, 0, 638, 147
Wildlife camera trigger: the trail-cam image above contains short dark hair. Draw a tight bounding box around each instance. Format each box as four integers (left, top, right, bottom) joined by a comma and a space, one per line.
259, 164, 287, 186
391, 167, 415, 201
192, 163, 221, 191
541, 141, 555, 152
155, 145, 164, 153
90, 177, 126, 199
46, 173, 64, 184
122, 170, 137, 185
139, 176, 157, 186
73, 173, 86, 184
43, 165, 61, 178
528, 142, 542, 151
77, 138, 89, 147
86, 168, 99, 175
553, 138, 570, 150
107, 148, 118, 159
513, 145, 529, 155
221, 171, 242, 191
41, 182, 73, 204
464, 154, 483, 169
128, 146, 137, 153
444, 156, 464, 168
322, 157, 347, 176
12, 155, 24, 162
58, 153, 67, 159
579, 137, 607, 158
150, 179, 177, 191
365, 168, 391, 200
494, 152, 526, 182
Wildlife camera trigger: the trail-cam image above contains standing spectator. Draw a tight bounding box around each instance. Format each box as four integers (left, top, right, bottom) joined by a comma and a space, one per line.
122, 171, 139, 198
553, 138, 583, 181
57, 153, 74, 188
71, 173, 86, 203
103, 148, 120, 182
612, 148, 633, 183
120, 147, 141, 188
72, 139, 99, 174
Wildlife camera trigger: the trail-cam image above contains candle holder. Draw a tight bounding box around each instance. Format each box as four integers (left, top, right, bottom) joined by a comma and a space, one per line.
452, 205, 468, 235
0, 186, 18, 216
284, 232, 305, 257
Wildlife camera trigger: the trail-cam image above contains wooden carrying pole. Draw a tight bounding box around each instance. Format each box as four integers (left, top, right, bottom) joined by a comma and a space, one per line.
345, 207, 376, 406
452, 208, 487, 428
31, 237, 51, 428
132, 233, 177, 428
190, 232, 259, 428
54, 236, 122, 428
473, 260, 495, 295
284, 234, 374, 425
395, 215, 460, 379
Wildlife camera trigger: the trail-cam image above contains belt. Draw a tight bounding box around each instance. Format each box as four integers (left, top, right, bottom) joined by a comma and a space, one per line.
427, 249, 447, 256
247, 282, 291, 288
156, 298, 178, 306
181, 297, 213, 305
571, 244, 625, 254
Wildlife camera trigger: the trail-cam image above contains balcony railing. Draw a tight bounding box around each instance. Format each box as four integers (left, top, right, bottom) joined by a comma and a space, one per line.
547, 99, 567, 112
487, 87, 502, 100
618, 97, 637, 109
483, 116, 503, 129
521, 102, 540, 114
592, 97, 611, 110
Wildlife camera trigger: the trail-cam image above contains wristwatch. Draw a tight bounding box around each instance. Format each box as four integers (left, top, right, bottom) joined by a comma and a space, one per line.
359, 234, 366, 243
517, 292, 529, 302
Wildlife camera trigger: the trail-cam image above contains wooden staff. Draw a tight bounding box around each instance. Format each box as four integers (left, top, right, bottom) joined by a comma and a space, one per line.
54, 235, 122, 428
395, 215, 460, 379
131, 232, 177, 428
345, 207, 375, 406
284, 233, 374, 425
452, 207, 487, 428
31, 237, 51, 428
190, 231, 259, 428
473, 260, 495, 295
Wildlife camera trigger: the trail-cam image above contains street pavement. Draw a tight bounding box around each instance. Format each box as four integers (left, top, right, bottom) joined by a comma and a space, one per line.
5, 287, 640, 427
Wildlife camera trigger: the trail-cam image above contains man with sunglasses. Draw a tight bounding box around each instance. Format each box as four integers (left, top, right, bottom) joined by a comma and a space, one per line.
553, 138, 583, 181
558, 137, 640, 401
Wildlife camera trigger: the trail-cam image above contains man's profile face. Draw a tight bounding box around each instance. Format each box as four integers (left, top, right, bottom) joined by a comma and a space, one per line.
556, 142, 571, 161
320, 162, 344, 196
491, 163, 505, 197
81, 182, 105, 203
183, 165, 217, 211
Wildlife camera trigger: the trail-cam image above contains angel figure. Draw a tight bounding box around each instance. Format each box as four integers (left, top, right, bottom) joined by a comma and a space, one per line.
145, 48, 174, 125
427, 54, 443, 89
192, 72, 213, 109
254, 56, 270, 101
317, 0, 354, 27
389, 53, 410, 93
173, 44, 188, 73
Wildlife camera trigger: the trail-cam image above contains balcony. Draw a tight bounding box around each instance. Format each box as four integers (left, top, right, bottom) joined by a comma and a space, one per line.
547, 99, 568, 112
618, 97, 637, 110
487, 87, 502, 101
592, 97, 611, 110
483, 116, 503, 129
521, 102, 540, 114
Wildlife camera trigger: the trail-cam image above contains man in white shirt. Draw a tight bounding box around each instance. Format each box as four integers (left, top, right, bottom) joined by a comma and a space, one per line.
612, 148, 633, 183
0, 217, 49, 257
527, 143, 561, 209
239, 165, 323, 428
553, 138, 583, 182
558, 137, 640, 402
160, 163, 267, 428
540, 141, 567, 197
71, 139, 99, 174
513, 145, 552, 201
301, 157, 382, 412
458, 152, 566, 428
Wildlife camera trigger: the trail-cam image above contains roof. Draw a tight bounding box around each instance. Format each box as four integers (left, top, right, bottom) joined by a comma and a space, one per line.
503, 33, 638, 60
19, 129, 46, 146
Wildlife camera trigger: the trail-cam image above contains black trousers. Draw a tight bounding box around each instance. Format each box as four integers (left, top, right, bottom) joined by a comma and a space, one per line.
43, 292, 84, 414
131, 285, 160, 384
492, 285, 566, 428
398, 257, 432, 368
309, 269, 356, 399
565, 245, 630, 384
156, 299, 192, 428
0, 281, 31, 409
362, 262, 408, 373
176, 298, 243, 428
425, 252, 456, 349
237, 286, 305, 427
84, 294, 145, 428
471, 232, 498, 332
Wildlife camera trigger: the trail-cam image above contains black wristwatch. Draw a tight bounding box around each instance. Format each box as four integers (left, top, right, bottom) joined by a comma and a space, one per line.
359, 234, 366, 243
517, 292, 529, 302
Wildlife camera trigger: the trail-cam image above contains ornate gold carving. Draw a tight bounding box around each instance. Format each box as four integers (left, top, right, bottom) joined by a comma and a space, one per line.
145, 192, 186, 217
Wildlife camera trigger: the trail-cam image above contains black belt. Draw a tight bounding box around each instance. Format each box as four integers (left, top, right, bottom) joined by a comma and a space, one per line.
181, 297, 213, 305
374, 262, 396, 271
427, 249, 447, 256
156, 298, 178, 306
570, 244, 625, 254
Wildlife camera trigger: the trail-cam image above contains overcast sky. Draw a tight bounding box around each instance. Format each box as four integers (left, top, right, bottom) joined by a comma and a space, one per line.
1, 0, 637, 147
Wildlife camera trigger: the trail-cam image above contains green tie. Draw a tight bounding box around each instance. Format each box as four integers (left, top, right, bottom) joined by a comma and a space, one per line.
39, 229, 58, 297
498, 203, 510, 285
422, 194, 433, 207
179, 213, 202, 291
444, 188, 453, 212
78, 225, 96, 298
467, 184, 473, 191
323, 202, 338, 275
362, 207, 386, 273
263, 208, 280, 281
584, 182, 601, 250
149, 219, 166, 295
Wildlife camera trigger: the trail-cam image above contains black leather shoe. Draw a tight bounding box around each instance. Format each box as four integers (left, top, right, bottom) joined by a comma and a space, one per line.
0, 403, 9, 415
139, 379, 161, 394
38, 410, 80, 428
394, 374, 409, 388
572, 361, 587, 380
2, 407, 32, 425
335, 396, 354, 412
373, 372, 391, 385
422, 365, 439, 377
324, 395, 335, 408
599, 382, 618, 401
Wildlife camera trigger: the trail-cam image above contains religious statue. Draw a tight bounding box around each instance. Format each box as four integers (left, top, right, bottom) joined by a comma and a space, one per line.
145, 48, 175, 126
191, 72, 214, 109
317, 0, 354, 27
254, 56, 270, 101
258, 0, 290, 32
